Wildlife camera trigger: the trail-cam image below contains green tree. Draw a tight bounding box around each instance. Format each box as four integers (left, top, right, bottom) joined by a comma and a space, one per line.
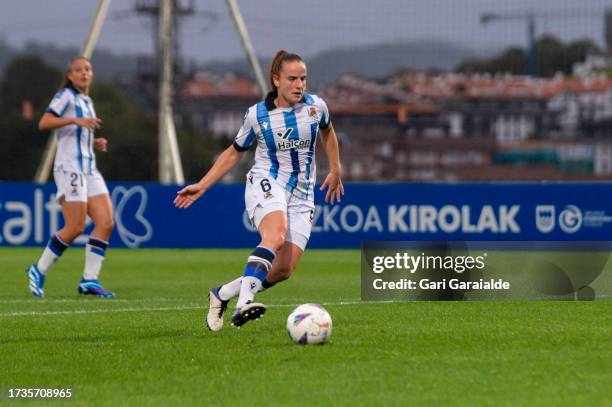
0, 55, 62, 114
455, 36, 601, 77
0, 55, 161, 181
0, 56, 60, 180
564, 39, 600, 72
93, 84, 220, 182
176, 121, 216, 182
0, 54, 216, 182
91, 83, 158, 181
0, 112, 48, 180
456, 47, 528, 75
536, 35, 566, 77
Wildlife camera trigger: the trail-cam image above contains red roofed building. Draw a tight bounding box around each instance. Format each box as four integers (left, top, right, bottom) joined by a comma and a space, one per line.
177, 70, 612, 181
317, 72, 612, 181
178, 72, 260, 138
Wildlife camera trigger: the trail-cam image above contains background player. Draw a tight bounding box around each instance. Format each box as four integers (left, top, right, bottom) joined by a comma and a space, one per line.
174, 50, 344, 329
26, 57, 115, 298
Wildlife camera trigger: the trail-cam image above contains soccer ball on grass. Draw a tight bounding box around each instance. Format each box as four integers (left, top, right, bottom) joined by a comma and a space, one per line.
286, 303, 332, 345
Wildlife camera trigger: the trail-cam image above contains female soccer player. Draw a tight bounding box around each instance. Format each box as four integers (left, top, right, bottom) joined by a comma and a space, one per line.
26, 57, 115, 298
174, 50, 344, 329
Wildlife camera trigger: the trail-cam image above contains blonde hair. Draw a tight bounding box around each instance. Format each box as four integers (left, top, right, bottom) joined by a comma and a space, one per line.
59, 56, 92, 90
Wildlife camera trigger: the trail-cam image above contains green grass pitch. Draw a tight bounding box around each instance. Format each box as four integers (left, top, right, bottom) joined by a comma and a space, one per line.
0, 248, 610, 406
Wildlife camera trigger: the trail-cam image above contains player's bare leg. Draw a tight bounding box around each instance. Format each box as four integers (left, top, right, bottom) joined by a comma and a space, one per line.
264, 241, 304, 286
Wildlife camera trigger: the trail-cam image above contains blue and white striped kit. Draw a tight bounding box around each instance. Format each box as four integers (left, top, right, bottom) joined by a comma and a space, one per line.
46, 85, 99, 175
233, 92, 330, 201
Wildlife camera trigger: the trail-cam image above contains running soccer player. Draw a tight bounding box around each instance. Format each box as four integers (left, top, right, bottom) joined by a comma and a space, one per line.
174, 50, 344, 329
26, 57, 115, 298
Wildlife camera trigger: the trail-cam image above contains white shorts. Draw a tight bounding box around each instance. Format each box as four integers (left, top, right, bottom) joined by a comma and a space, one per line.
245, 172, 315, 251
54, 169, 109, 202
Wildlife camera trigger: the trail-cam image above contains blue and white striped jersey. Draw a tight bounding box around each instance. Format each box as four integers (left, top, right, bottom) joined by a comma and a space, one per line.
233, 92, 330, 201
46, 86, 99, 175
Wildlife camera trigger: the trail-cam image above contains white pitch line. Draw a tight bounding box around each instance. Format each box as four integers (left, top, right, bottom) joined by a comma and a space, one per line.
0, 300, 390, 318
0, 305, 202, 317
0, 297, 359, 305
0, 297, 198, 304
3, 297, 607, 318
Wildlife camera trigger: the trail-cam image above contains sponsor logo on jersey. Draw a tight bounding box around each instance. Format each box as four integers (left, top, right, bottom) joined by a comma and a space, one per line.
274, 128, 311, 150
277, 128, 293, 139
277, 138, 311, 151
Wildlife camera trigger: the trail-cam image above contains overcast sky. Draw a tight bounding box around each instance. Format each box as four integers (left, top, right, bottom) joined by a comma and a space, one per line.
0, 0, 610, 61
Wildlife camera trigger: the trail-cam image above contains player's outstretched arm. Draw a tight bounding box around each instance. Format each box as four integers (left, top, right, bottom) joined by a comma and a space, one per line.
174, 145, 245, 209
39, 112, 101, 131
318, 124, 344, 205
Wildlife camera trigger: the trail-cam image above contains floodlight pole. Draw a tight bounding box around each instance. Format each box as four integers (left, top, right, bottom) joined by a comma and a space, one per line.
226, 0, 267, 97
34, 0, 112, 183
158, 0, 185, 184
82, 0, 112, 59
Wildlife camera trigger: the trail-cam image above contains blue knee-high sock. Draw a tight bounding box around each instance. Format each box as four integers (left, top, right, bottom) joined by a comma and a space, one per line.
37, 235, 69, 274
236, 246, 276, 307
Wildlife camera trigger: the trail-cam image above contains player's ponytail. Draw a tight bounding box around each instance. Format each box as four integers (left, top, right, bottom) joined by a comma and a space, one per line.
59, 72, 73, 90
268, 50, 303, 93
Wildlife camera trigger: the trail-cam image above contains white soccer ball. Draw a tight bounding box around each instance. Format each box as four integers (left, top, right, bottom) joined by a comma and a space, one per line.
286, 303, 332, 345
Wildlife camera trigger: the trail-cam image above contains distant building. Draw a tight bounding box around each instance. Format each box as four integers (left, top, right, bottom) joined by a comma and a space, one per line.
177, 70, 612, 182
319, 72, 612, 181
178, 71, 259, 137
573, 54, 612, 77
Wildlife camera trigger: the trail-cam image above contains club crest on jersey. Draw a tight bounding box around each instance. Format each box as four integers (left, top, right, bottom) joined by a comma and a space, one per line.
308, 107, 317, 117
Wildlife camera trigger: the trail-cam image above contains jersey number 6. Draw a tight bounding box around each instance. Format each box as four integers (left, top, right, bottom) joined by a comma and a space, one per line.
260, 179, 271, 193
